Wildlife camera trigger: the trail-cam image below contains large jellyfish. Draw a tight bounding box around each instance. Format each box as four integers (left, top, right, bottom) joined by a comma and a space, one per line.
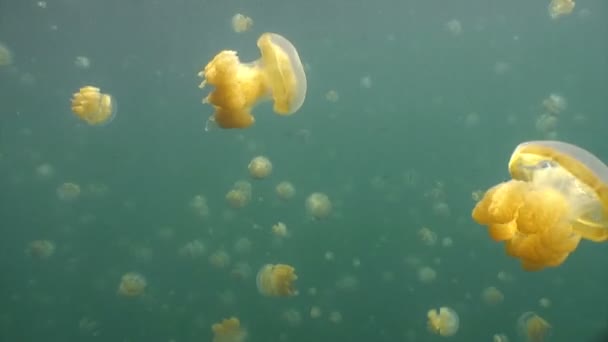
71, 86, 116, 125
198, 33, 307, 129
472, 140, 608, 271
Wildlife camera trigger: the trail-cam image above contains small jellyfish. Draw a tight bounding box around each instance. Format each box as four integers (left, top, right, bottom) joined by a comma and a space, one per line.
548, 0, 575, 19
305, 192, 332, 220
517, 312, 551, 342
117, 272, 147, 297
209, 250, 231, 269
26, 240, 55, 259
178, 239, 206, 259
248, 156, 272, 179
472, 140, 608, 271
417, 266, 437, 284
212, 317, 247, 342
493, 334, 510, 342
272, 222, 289, 238
325, 90, 339, 102
445, 19, 463, 35
70, 86, 116, 125
427, 307, 459, 337
231, 13, 253, 33
57, 182, 81, 201
256, 263, 298, 297
542, 93, 567, 114
190, 194, 210, 217
74, 56, 91, 69
0, 42, 13, 66
35, 163, 54, 180
418, 227, 437, 246
275, 181, 296, 200
481, 286, 504, 306
198, 33, 307, 129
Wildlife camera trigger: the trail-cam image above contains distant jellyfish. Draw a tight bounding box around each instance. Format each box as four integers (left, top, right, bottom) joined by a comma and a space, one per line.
542, 93, 567, 114
35, 163, 54, 180
310, 306, 322, 318
418, 227, 438, 246
57, 182, 81, 201
493, 334, 510, 342
178, 240, 206, 259
26, 240, 55, 259
516, 312, 551, 342
481, 286, 504, 306
325, 90, 339, 102
275, 181, 296, 200
248, 156, 272, 179
0, 42, 13, 66
538, 297, 552, 308
272, 222, 289, 238
427, 307, 459, 337
117, 272, 147, 297
417, 266, 437, 284
198, 33, 307, 129
305, 192, 332, 219
74, 56, 91, 69
256, 263, 298, 297
226, 189, 250, 208
209, 250, 231, 269
212, 317, 247, 342
190, 195, 210, 217
446, 19, 463, 35
231, 13, 253, 33
328, 311, 343, 324
70, 86, 117, 126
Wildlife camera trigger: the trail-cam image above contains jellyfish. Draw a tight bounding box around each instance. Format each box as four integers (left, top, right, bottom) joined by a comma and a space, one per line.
248, 156, 272, 179
275, 181, 296, 200
548, 0, 575, 19
117, 272, 147, 297
0, 42, 12, 66
57, 182, 81, 201
198, 32, 307, 129
481, 286, 504, 306
517, 312, 551, 342
472, 140, 608, 271
70, 86, 116, 125
256, 263, 298, 297
427, 307, 459, 337
231, 13, 253, 33
26, 240, 55, 259
305, 192, 332, 220
212, 317, 247, 342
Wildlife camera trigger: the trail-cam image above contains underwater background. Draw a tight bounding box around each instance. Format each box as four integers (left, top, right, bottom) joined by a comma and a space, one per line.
0, 0, 607, 341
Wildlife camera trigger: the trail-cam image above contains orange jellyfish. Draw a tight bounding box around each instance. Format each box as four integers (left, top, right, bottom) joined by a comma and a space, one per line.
427, 307, 459, 337
517, 312, 551, 342
70, 86, 116, 125
198, 32, 307, 129
472, 140, 608, 271
212, 317, 247, 342
256, 263, 298, 297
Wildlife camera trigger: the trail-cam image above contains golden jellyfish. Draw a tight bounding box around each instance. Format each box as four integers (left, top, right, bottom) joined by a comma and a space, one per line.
70, 86, 116, 126
26, 240, 55, 259
517, 312, 551, 342
256, 263, 298, 297
481, 286, 504, 306
57, 182, 81, 201
226, 180, 252, 208
427, 307, 459, 337
272, 222, 289, 237
231, 13, 253, 33
548, 0, 575, 19
472, 140, 608, 271
248, 156, 272, 179
305, 192, 332, 220
212, 317, 247, 342
117, 272, 147, 297
275, 181, 296, 200
198, 32, 307, 129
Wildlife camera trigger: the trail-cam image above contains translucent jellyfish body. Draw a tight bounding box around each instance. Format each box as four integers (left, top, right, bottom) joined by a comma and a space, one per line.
26, 240, 55, 259
427, 307, 459, 337
305, 192, 332, 219
517, 312, 551, 342
71, 86, 116, 125
548, 0, 575, 19
248, 156, 272, 179
212, 317, 247, 342
472, 140, 608, 271
0, 42, 13, 66
117, 272, 147, 297
198, 33, 307, 129
256, 263, 298, 297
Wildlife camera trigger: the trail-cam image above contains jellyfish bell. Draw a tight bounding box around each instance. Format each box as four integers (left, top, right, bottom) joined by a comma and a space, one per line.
70, 86, 117, 126
198, 32, 307, 129
427, 307, 459, 337
256, 263, 298, 297
508, 141, 608, 242
516, 312, 551, 342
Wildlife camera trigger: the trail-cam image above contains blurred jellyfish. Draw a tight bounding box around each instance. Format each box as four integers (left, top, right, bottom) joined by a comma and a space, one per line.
248, 156, 272, 179
233, 237, 252, 254
418, 227, 437, 246
190, 195, 210, 217
548, 0, 575, 19
535, 113, 558, 138
328, 311, 343, 324
517, 312, 551, 342
445, 19, 463, 35
256, 263, 298, 297
57, 182, 81, 201
335, 274, 359, 292
542, 93, 567, 115
230, 261, 252, 280
179, 240, 206, 259
71, 86, 116, 126
481, 286, 504, 306
493, 61, 511, 75
359, 75, 372, 89
74, 56, 91, 69
427, 307, 459, 336
325, 90, 339, 102
538, 297, 552, 308
212, 317, 247, 342
0, 42, 13, 66
226, 189, 250, 208
432, 201, 451, 217
282, 309, 303, 327
275, 181, 296, 200
417, 266, 437, 284
493, 334, 510, 342
231, 13, 253, 33
272, 222, 289, 238
117, 272, 147, 297
35, 163, 54, 180
463, 112, 480, 127
310, 306, 322, 318
209, 250, 231, 269
26, 240, 55, 259
305, 192, 332, 219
